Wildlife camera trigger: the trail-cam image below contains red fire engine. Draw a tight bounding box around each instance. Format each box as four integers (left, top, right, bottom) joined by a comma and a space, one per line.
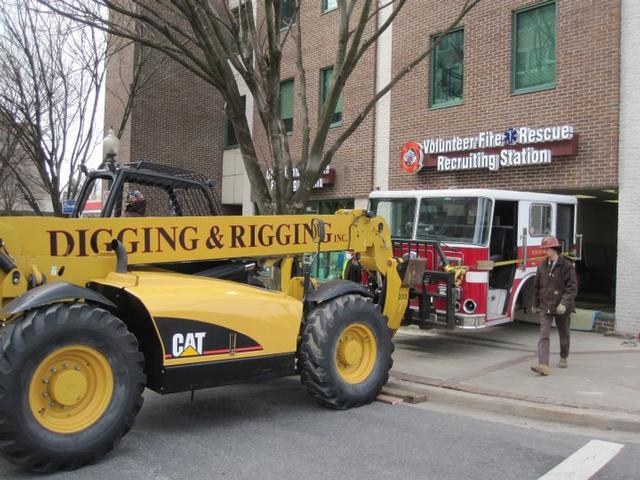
368, 189, 580, 329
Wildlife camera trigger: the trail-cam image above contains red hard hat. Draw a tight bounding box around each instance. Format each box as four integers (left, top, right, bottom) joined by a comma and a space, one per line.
541, 235, 561, 249
126, 190, 145, 205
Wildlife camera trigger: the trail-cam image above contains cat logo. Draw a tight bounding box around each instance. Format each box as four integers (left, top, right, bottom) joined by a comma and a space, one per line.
172, 332, 207, 357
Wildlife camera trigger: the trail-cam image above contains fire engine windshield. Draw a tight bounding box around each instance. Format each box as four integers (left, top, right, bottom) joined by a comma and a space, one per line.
416, 197, 492, 246
369, 198, 417, 238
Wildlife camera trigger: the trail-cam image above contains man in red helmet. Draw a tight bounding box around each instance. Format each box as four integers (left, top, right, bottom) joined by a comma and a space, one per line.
531, 235, 578, 376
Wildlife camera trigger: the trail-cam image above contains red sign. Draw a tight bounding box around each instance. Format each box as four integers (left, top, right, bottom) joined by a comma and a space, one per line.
400, 142, 424, 174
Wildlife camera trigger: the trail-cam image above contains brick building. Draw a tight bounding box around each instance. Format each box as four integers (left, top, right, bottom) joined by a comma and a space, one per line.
106, 0, 635, 331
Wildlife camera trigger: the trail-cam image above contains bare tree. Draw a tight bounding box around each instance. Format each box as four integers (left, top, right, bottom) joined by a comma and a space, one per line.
42, 0, 480, 214
0, 0, 106, 215
0, 175, 24, 215
0, 128, 20, 215
0, 124, 44, 214
0, 130, 22, 214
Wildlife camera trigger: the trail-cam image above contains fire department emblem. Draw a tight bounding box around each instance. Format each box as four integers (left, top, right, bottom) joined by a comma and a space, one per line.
503, 128, 518, 145
400, 142, 424, 174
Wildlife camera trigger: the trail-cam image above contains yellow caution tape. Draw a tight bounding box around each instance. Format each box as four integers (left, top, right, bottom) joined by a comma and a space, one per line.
476, 252, 578, 270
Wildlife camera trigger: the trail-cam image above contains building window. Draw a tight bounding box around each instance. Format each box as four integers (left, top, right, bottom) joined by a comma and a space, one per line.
430, 29, 464, 108
529, 203, 552, 237
224, 96, 246, 149
513, 1, 556, 94
278, 0, 296, 31
279, 80, 294, 133
320, 67, 343, 127
322, 0, 338, 13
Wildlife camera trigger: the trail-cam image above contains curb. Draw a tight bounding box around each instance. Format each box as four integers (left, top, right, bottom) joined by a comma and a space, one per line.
388, 379, 640, 433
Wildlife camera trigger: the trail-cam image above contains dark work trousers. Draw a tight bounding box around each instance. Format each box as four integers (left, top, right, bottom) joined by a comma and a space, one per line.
538, 313, 571, 365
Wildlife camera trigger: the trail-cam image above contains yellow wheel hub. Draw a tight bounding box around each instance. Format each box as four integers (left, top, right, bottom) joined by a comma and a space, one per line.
335, 323, 377, 384
28, 345, 114, 434
49, 370, 88, 406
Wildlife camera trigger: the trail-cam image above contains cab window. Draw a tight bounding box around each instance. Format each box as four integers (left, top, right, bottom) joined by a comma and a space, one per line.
368, 198, 417, 238
529, 203, 552, 236
74, 175, 110, 218
416, 197, 492, 246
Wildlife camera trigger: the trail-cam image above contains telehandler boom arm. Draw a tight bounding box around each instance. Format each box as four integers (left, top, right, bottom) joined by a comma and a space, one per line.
0, 209, 414, 330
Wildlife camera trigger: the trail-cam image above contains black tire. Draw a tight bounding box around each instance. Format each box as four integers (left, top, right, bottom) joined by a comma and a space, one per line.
0, 302, 146, 472
300, 294, 393, 409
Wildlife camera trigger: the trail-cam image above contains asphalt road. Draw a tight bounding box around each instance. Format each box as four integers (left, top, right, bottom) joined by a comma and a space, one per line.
0, 377, 637, 480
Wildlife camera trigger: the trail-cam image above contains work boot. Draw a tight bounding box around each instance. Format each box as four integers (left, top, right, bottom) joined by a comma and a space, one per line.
530, 364, 550, 376
558, 358, 568, 368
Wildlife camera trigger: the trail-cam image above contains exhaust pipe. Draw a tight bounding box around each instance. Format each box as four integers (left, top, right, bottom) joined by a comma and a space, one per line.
0, 251, 15, 274
109, 240, 128, 274
0, 241, 16, 274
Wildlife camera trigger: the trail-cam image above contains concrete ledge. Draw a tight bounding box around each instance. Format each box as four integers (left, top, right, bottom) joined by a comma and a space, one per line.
389, 379, 640, 433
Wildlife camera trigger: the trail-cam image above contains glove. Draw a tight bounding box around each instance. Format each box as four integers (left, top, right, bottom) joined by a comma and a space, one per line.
556, 304, 567, 315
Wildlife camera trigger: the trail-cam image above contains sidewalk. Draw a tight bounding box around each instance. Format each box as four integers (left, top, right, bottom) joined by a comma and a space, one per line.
390, 322, 640, 430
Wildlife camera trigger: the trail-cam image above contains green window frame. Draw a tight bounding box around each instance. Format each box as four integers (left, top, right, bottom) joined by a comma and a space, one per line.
430, 28, 464, 109
278, 0, 296, 31
512, 1, 556, 94
322, 0, 338, 13
320, 66, 343, 127
224, 96, 246, 149
279, 80, 294, 134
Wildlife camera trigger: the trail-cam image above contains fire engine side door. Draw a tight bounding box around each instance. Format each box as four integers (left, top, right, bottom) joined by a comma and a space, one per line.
503, 200, 555, 322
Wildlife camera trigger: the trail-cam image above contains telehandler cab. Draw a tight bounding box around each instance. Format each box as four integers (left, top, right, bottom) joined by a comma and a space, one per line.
0, 208, 425, 472
71, 161, 222, 218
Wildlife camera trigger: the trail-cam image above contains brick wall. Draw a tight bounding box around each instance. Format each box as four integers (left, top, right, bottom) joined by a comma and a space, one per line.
388, 0, 620, 192
615, 0, 640, 335
130, 52, 226, 209
594, 312, 615, 334
105, 44, 230, 212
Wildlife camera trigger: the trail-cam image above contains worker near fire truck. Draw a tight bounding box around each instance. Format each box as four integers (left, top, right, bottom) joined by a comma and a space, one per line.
531, 235, 578, 376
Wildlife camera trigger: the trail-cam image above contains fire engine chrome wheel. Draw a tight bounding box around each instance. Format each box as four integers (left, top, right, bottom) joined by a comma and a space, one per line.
300, 294, 393, 410
335, 323, 377, 384
28, 345, 114, 434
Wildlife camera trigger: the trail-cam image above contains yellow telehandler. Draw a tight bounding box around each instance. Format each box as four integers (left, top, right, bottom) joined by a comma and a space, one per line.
0, 206, 424, 472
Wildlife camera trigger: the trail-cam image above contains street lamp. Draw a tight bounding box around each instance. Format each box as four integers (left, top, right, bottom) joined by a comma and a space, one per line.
102, 128, 120, 171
